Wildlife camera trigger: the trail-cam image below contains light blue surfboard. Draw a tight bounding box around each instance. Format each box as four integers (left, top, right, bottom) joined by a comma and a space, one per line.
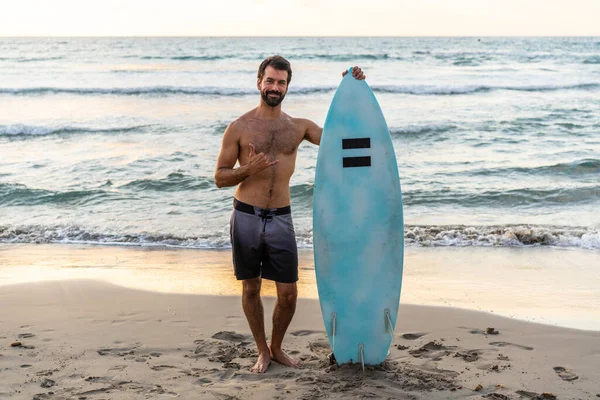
313, 68, 404, 366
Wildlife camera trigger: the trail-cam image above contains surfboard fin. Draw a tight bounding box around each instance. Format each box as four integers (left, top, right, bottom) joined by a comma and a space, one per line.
358, 343, 365, 371
385, 308, 393, 336
331, 312, 337, 353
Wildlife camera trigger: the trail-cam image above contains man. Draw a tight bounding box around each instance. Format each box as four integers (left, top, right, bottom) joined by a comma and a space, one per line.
214, 55, 365, 373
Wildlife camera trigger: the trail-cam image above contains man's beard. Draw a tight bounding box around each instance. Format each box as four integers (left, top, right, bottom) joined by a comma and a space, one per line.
261, 90, 285, 107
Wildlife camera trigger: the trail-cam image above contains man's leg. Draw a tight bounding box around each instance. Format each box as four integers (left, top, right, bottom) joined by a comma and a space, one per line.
242, 277, 271, 373
270, 281, 300, 368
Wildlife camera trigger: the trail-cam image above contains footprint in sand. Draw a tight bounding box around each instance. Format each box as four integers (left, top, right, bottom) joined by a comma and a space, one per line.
211, 331, 248, 342
150, 365, 177, 371
290, 330, 323, 337
219, 368, 236, 380
308, 339, 331, 356
84, 376, 104, 382
234, 371, 271, 381
192, 339, 256, 362
553, 366, 579, 381
468, 328, 487, 334
401, 332, 428, 340
35, 370, 56, 377
97, 346, 138, 356
489, 342, 533, 351
18, 333, 36, 339
454, 350, 481, 362
462, 327, 499, 335
516, 390, 558, 399
483, 394, 510, 400
409, 341, 457, 360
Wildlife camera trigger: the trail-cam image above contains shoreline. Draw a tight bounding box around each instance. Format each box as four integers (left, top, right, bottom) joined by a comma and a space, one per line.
1, 243, 599, 331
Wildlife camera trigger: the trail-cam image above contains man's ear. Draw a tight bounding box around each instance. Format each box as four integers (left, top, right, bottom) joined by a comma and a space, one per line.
256, 79, 261, 91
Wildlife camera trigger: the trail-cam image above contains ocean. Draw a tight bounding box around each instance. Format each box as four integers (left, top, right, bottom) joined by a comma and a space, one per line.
1, 37, 599, 251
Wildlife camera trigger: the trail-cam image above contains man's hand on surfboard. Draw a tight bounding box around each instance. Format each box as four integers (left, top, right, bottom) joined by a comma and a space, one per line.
246, 143, 279, 174
341, 66, 365, 80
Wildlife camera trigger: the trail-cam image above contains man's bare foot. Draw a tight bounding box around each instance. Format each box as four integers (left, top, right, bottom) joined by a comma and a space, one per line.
270, 347, 301, 368
251, 352, 271, 373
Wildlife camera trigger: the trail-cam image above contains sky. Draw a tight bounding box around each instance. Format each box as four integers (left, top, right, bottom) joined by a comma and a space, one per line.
1, 0, 599, 37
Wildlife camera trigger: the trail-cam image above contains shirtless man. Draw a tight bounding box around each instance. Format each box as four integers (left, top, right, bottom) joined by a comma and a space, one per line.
214, 55, 364, 373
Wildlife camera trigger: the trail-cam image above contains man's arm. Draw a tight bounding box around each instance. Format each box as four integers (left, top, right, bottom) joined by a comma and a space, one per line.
214, 123, 278, 188
214, 123, 246, 188
303, 119, 323, 146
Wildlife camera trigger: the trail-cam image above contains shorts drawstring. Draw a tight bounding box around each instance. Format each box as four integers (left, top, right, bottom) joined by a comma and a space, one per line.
259, 209, 275, 232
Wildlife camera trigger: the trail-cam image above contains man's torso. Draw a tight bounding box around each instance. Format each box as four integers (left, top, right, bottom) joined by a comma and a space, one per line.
234, 112, 307, 208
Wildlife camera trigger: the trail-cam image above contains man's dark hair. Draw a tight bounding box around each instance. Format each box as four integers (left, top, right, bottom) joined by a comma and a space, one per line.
257, 55, 292, 84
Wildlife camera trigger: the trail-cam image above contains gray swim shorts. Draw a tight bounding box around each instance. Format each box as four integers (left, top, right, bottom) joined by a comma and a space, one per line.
230, 199, 299, 283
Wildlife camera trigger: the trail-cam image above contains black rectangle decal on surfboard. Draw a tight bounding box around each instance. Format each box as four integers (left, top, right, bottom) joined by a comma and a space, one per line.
342, 138, 371, 149
343, 156, 371, 168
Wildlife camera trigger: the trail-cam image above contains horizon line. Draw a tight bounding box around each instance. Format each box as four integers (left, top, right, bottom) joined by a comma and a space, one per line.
2, 34, 600, 39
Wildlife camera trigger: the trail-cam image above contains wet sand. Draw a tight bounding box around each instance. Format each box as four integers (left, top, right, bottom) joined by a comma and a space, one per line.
1, 244, 599, 330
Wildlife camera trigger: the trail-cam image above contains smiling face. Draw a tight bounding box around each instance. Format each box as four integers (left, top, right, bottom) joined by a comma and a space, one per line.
258, 66, 289, 107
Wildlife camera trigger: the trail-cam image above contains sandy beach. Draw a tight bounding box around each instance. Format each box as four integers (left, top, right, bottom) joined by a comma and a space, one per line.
1, 245, 599, 399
